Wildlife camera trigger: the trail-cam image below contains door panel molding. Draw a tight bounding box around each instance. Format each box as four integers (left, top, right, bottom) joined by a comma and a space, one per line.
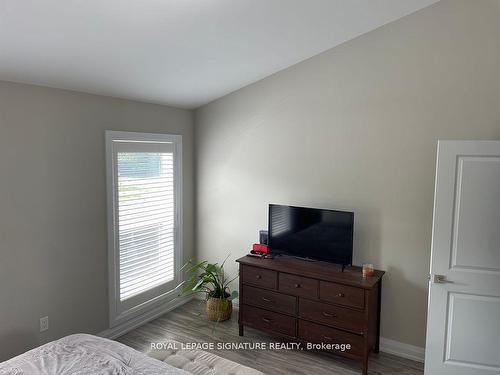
445, 292, 500, 371
450, 155, 500, 274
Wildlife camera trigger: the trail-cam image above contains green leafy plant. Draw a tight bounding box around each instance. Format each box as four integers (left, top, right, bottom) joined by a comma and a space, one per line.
178, 256, 238, 302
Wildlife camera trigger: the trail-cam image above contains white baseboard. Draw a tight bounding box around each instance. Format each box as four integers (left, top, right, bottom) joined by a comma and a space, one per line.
98, 295, 193, 340
379, 337, 425, 363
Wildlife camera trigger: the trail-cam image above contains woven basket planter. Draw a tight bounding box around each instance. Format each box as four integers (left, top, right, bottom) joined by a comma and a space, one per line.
206, 297, 232, 322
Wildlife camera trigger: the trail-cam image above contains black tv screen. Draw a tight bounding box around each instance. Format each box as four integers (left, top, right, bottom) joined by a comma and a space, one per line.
268, 204, 353, 265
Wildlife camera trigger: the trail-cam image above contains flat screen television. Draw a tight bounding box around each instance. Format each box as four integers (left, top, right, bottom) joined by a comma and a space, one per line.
268, 204, 354, 266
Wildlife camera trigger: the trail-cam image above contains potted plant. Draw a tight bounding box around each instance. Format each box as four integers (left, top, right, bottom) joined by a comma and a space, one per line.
178, 257, 238, 322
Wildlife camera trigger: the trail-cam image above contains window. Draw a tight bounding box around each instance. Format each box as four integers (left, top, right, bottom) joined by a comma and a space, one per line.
106, 131, 182, 326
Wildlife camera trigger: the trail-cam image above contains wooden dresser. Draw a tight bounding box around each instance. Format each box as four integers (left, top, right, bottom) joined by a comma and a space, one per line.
236, 256, 384, 375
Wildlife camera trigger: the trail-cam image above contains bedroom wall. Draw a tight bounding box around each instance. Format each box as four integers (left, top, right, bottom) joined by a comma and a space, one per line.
0, 81, 194, 360
194, 0, 500, 349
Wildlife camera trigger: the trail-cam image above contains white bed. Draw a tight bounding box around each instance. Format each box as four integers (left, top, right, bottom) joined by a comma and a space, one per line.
0, 334, 188, 375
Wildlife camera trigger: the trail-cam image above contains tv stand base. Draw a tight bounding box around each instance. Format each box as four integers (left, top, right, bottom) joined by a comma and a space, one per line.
237, 256, 384, 375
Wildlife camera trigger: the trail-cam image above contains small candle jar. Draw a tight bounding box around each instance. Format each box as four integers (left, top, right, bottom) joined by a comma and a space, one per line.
362, 263, 374, 278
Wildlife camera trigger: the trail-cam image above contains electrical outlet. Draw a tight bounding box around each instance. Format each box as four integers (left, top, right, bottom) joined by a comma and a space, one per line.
40, 316, 49, 332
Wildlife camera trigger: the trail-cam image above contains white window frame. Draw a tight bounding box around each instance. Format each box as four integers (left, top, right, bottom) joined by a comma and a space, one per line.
106, 131, 183, 327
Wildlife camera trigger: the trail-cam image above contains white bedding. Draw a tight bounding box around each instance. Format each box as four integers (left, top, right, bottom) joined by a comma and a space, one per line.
0, 334, 189, 375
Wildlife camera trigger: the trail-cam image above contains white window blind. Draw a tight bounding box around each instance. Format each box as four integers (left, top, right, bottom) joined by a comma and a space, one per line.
106, 131, 182, 326
117, 151, 175, 300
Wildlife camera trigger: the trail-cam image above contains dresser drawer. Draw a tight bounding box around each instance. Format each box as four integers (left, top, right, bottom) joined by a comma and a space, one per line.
241, 305, 296, 337
299, 299, 365, 334
298, 320, 364, 357
242, 285, 296, 314
279, 273, 318, 298
320, 281, 365, 309
241, 265, 277, 290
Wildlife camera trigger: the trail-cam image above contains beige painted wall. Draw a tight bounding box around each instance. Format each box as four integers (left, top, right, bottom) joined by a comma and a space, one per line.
0, 81, 194, 360
195, 0, 500, 348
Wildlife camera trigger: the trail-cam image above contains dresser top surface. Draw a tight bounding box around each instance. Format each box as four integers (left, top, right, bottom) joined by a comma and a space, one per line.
237, 255, 384, 289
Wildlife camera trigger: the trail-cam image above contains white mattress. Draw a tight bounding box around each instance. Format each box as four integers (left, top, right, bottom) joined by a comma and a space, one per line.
148, 341, 264, 375
0, 334, 189, 375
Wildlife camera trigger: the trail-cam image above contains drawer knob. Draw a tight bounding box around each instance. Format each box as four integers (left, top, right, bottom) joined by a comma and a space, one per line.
262, 317, 271, 323
262, 297, 272, 302
294, 283, 301, 288
336, 293, 345, 297
322, 311, 336, 318
255, 275, 262, 279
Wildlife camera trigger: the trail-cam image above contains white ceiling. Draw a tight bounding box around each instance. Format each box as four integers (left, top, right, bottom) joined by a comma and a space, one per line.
0, 0, 438, 109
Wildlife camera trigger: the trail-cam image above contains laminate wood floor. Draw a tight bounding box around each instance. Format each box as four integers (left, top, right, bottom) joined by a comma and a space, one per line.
117, 300, 424, 375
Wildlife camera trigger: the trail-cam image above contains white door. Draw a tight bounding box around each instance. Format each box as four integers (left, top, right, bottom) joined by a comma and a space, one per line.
425, 141, 500, 375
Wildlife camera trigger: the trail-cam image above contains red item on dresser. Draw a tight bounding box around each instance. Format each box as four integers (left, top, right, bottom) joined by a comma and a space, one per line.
252, 243, 268, 253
